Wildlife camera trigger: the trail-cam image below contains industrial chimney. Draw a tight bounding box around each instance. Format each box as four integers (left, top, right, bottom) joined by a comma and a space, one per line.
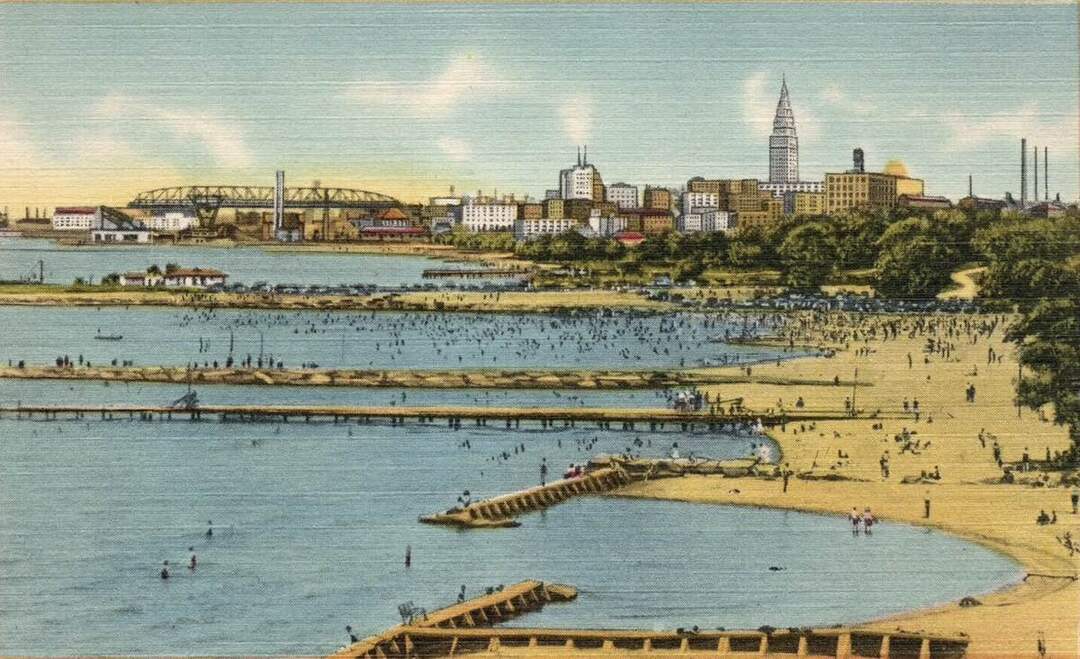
1020, 138, 1027, 208
852, 148, 865, 173
1044, 147, 1048, 201
1034, 146, 1039, 203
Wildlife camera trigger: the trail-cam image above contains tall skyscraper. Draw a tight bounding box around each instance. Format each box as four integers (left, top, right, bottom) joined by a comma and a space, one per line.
769, 77, 799, 184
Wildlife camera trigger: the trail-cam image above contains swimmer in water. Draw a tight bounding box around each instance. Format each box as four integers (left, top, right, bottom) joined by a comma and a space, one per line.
160, 561, 170, 580
189, 548, 197, 571
205, 520, 213, 538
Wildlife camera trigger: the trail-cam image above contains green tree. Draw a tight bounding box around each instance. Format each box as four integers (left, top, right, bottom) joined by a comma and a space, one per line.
974, 216, 1080, 304
1007, 296, 1080, 465
777, 222, 838, 289
873, 218, 957, 298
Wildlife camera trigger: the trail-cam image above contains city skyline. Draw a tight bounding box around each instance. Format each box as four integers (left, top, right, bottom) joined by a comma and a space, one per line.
1, 2, 1077, 209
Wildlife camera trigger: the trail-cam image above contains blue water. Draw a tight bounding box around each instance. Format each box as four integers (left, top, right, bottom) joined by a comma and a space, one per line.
0, 238, 492, 287
0, 407, 1021, 655
0, 306, 798, 371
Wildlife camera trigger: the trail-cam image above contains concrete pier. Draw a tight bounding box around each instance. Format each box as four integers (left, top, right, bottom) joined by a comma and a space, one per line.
331, 580, 578, 659
420, 468, 633, 528
331, 579, 969, 659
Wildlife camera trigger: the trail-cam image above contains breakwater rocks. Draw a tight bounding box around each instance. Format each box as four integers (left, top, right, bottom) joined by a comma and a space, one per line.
0, 365, 863, 390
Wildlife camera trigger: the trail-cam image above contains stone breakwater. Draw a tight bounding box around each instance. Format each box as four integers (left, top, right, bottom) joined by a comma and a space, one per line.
0, 365, 865, 391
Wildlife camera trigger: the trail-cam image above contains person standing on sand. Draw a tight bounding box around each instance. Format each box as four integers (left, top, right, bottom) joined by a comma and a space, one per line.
782, 464, 791, 493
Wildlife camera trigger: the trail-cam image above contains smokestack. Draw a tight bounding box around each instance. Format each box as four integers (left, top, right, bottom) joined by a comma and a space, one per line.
584, 144, 588, 166
968, 175, 973, 198
1020, 138, 1027, 207
1034, 146, 1039, 203
1044, 146, 1048, 201
577, 146, 581, 167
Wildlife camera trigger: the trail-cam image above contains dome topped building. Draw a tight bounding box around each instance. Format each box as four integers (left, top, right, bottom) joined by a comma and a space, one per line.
883, 160, 909, 178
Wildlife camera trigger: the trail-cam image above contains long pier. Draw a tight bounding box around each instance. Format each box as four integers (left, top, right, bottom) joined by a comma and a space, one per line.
0, 364, 869, 391
331, 580, 578, 658
0, 403, 858, 429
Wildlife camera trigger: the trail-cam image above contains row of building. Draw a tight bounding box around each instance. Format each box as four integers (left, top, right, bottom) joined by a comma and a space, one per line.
41, 78, 1070, 245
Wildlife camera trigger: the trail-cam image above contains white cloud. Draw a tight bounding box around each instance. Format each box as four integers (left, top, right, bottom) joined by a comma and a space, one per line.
819, 84, 877, 115
559, 95, 593, 144
93, 94, 252, 168
437, 136, 472, 162
943, 103, 1078, 153
345, 53, 510, 119
741, 72, 774, 139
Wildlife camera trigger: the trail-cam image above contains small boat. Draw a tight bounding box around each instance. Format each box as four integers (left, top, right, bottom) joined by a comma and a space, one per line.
93, 332, 123, 341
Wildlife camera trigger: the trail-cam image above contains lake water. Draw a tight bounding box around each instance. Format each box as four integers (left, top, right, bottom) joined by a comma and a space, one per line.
1, 307, 800, 371
0, 238, 492, 287
0, 397, 1021, 655
0, 284, 1017, 655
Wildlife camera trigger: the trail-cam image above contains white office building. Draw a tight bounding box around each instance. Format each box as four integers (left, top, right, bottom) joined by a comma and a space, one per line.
514, 217, 577, 241
681, 192, 719, 214
702, 210, 736, 233
52, 207, 99, 231
587, 212, 627, 238
677, 213, 703, 233
606, 183, 639, 209
457, 200, 517, 232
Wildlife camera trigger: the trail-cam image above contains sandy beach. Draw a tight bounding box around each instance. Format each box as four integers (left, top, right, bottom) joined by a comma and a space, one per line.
0, 285, 671, 313
618, 313, 1077, 657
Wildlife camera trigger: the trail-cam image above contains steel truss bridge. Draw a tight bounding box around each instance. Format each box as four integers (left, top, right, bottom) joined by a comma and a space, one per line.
128, 185, 401, 227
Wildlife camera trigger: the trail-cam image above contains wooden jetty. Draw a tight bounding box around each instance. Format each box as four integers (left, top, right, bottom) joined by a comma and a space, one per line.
0, 403, 858, 429
421, 268, 530, 279
420, 467, 633, 528
330, 580, 578, 659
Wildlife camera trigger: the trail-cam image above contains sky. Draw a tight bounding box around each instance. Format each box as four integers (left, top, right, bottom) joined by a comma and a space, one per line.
0, 2, 1077, 210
